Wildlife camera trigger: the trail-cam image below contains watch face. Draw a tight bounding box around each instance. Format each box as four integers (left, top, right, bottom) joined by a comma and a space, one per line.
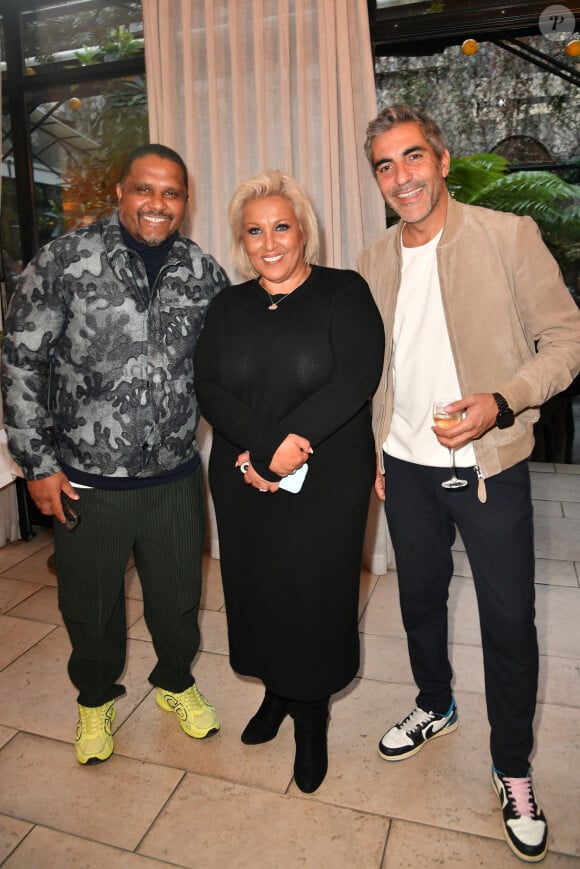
494, 393, 514, 429
497, 410, 515, 429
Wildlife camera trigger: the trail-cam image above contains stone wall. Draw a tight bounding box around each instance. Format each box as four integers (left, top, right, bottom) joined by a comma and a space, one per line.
374, 37, 580, 165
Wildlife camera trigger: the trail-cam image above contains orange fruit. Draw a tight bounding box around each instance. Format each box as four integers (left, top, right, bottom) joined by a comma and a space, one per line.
462, 39, 478, 56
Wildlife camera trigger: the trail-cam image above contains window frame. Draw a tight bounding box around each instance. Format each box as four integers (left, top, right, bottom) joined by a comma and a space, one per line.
1, 0, 145, 265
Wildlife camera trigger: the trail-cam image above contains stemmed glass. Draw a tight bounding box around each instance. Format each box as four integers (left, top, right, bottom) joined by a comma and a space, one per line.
432, 399, 468, 489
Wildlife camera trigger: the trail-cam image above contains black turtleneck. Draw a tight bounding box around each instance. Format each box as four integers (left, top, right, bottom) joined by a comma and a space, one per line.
119, 220, 178, 296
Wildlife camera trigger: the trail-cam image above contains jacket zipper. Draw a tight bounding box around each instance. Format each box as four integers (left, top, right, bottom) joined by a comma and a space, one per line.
474, 465, 487, 503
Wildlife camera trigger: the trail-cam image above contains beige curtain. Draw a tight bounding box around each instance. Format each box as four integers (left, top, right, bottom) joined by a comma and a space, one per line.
142, 0, 385, 271
142, 0, 393, 571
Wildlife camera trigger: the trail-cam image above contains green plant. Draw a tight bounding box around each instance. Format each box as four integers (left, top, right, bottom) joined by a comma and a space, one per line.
75, 26, 144, 65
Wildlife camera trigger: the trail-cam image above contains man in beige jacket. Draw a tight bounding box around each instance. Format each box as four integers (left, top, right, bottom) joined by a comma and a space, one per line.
358, 104, 580, 864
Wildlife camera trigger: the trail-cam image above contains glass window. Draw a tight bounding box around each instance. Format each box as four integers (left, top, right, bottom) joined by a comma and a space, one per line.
1, 0, 147, 299
377, 0, 424, 7
28, 74, 148, 242
1, 109, 25, 307
1, 15, 23, 312
20, 1, 143, 73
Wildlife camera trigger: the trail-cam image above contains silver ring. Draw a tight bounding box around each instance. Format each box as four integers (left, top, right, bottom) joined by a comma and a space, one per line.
240, 461, 249, 474
258, 488, 267, 493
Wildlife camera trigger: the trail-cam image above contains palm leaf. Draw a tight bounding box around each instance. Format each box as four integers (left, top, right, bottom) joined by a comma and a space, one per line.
476, 172, 580, 239
448, 155, 580, 242
447, 154, 509, 203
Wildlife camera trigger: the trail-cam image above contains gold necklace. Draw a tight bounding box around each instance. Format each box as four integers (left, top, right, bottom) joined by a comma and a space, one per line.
263, 288, 292, 311
259, 266, 311, 310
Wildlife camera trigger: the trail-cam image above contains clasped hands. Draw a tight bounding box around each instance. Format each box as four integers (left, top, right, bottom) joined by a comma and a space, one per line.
236, 433, 312, 493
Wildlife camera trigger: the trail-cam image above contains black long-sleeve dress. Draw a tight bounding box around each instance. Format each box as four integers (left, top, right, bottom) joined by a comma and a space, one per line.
195, 265, 385, 701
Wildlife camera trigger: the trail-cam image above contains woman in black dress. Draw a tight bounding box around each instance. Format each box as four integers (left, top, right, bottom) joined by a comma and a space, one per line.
195, 170, 384, 792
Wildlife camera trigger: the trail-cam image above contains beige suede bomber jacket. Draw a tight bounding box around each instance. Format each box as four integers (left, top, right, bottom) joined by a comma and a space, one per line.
358, 194, 580, 481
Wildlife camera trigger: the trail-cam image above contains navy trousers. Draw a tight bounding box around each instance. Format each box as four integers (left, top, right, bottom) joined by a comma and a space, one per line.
54, 467, 205, 707
383, 453, 538, 777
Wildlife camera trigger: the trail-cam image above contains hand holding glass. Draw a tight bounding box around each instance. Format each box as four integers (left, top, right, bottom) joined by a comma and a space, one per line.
432, 399, 468, 489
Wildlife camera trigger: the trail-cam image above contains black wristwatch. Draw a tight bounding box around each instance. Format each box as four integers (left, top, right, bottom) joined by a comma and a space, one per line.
493, 392, 515, 429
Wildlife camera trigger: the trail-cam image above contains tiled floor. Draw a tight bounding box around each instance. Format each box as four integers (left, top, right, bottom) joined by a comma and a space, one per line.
0, 462, 579, 868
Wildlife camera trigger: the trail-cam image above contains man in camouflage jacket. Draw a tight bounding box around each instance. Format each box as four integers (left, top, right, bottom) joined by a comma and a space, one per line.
2, 144, 228, 764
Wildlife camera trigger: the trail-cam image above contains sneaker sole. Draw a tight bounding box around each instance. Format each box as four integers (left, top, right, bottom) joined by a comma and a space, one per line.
156, 692, 220, 739
76, 745, 114, 765
491, 774, 549, 863
378, 718, 459, 762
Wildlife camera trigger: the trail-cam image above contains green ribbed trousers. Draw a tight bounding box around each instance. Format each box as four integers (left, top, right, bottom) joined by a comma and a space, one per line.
54, 467, 205, 707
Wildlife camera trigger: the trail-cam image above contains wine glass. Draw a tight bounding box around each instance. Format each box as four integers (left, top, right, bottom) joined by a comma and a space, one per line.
432, 399, 468, 489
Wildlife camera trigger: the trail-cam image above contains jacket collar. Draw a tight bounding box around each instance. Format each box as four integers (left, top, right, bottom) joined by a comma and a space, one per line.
393, 191, 461, 251
439, 192, 463, 244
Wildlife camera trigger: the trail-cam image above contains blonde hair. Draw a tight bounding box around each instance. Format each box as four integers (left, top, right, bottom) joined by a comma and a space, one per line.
228, 169, 320, 279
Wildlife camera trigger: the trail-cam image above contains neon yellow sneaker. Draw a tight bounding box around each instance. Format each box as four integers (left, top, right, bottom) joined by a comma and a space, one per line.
156, 684, 219, 738
75, 700, 116, 764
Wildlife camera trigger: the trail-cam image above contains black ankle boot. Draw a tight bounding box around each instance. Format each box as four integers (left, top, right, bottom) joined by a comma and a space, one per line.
290, 698, 329, 793
241, 689, 288, 745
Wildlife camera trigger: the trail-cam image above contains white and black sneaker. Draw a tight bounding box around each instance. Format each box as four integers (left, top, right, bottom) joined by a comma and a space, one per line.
378, 700, 458, 761
492, 767, 548, 863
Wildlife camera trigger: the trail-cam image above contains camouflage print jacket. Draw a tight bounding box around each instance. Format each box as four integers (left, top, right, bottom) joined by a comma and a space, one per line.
1, 211, 228, 481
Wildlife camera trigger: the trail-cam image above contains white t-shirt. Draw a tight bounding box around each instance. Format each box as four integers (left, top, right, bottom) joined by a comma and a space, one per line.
384, 230, 476, 468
